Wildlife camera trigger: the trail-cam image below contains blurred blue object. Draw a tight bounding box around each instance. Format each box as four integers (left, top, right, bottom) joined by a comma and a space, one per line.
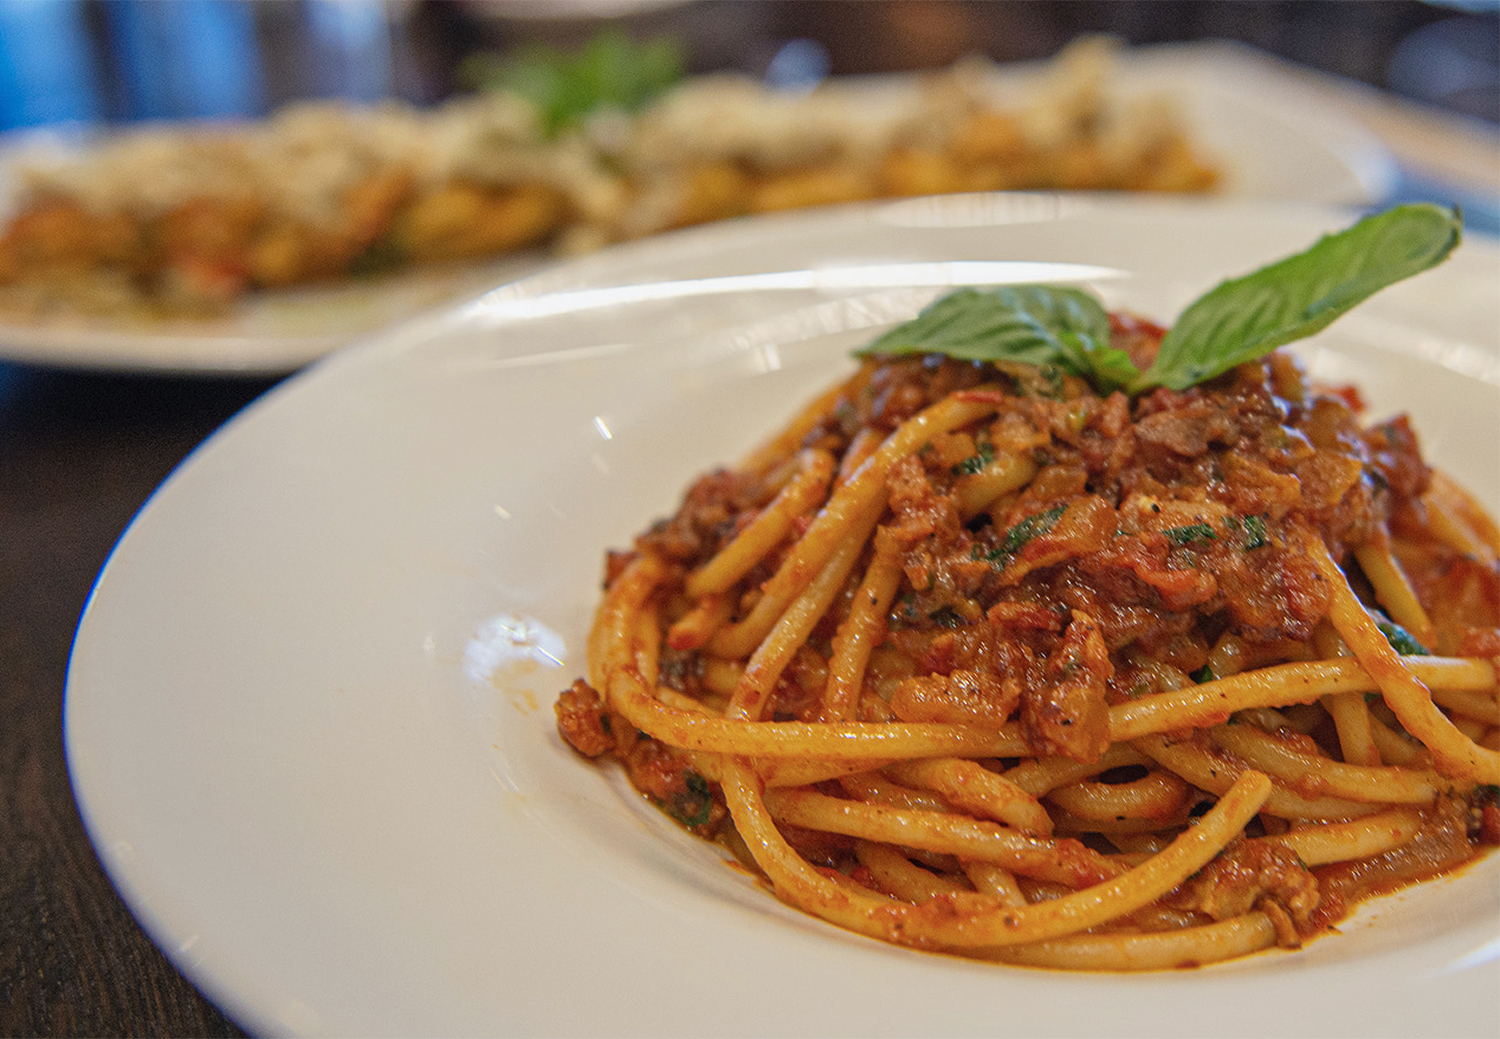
103, 0, 265, 121
1384, 166, 1500, 237
1388, 11, 1499, 124
765, 37, 829, 92
0, 0, 102, 128
304, 0, 395, 102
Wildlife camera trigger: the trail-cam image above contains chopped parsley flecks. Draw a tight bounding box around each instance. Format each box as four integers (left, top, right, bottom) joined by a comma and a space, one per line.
951, 439, 995, 476
974, 503, 1069, 568
1223, 513, 1269, 551
1164, 522, 1217, 547
668, 770, 714, 827
927, 604, 967, 628
1376, 617, 1430, 656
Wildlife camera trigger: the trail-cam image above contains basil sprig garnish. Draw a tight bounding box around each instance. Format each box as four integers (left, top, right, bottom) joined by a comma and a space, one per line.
461, 30, 684, 137
856, 204, 1462, 395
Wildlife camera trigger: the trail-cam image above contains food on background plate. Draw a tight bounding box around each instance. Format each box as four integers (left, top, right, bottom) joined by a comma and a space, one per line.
0, 96, 588, 318
593, 35, 1218, 243
555, 204, 1500, 970
0, 37, 1218, 319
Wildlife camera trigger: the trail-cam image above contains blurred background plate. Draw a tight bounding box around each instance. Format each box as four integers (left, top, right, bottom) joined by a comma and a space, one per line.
0, 44, 1397, 376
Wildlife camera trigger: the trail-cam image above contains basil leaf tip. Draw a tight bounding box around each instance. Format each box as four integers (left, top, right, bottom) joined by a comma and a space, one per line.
855, 203, 1461, 397
1136, 202, 1461, 391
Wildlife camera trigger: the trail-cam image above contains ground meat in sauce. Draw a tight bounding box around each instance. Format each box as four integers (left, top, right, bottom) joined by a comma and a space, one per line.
603, 338, 1464, 767
556, 325, 1498, 947
636, 466, 769, 565
783, 346, 1421, 762
1308, 797, 1480, 933
556, 679, 729, 836
555, 679, 615, 758
1164, 837, 1321, 946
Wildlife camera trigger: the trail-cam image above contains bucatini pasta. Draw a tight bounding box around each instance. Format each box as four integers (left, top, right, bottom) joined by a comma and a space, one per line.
554, 209, 1498, 970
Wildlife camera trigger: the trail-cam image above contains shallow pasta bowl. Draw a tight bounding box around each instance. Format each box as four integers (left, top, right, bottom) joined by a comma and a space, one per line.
65, 194, 1499, 1036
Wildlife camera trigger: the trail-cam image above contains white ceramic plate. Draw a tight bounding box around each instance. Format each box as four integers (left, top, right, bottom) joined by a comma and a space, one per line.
6, 43, 1397, 376
0, 242, 545, 375
66, 196, 1499, 1037
1101, 40, 1399, 204
982, 39, 1397, 206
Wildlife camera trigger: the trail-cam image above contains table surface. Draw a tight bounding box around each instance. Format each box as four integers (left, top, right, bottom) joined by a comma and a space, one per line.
2, 366, 272, 1037
2, 47, 1496, 1039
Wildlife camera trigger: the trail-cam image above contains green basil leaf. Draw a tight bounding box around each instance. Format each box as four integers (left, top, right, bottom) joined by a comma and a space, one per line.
857, 285, 1128, 379
1055, 331, 1143, 395
1137, 203, 1461, 391
462, 31, 684, 136
848, 204, 1460, 398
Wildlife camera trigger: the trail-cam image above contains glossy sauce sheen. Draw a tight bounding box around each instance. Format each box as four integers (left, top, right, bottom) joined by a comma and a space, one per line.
560, 320, 1499, 953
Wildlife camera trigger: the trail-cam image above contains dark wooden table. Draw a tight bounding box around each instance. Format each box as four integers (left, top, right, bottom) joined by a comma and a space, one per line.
0, 361, 276, 1037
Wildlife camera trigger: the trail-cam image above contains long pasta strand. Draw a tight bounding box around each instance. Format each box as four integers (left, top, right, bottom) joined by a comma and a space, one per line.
722, 759, 1272, 949
1308, 534, 1500, 784
565, 351, 1500, 973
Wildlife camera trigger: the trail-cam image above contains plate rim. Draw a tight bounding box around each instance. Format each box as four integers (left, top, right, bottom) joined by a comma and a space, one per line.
64, 195, 1500, 1037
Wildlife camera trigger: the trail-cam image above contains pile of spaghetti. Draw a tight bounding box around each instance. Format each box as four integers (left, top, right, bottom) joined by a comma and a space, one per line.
554, 205, 1498, 970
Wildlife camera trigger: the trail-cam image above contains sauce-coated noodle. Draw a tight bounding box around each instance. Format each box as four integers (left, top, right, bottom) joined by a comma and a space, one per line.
555, 320, 1499, 971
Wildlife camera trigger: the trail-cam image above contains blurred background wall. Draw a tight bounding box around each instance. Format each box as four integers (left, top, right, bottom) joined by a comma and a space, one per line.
0, 0, 1495, 130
